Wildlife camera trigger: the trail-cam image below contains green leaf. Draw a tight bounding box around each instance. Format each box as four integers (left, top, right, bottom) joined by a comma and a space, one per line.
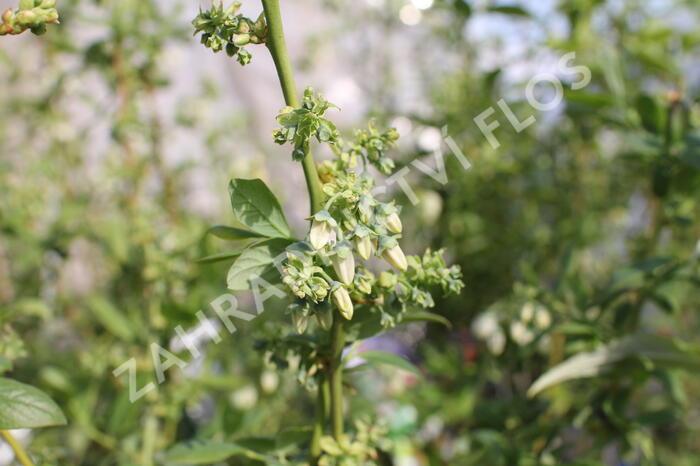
87, 296, 135, 341
0, 356, 11, 374
487, 6, 530, 16
195, 250, 244, 264
207, 225, 266, 240
528, 334, 700, 397
275, 426, 312, 450
635, 94, 662, 134
228, 179, 291, 238
356, 350, 423, 378
0, 377, 67, 429
163, 439, 264, 464
401, 311, 452, 329
226, 238, 292, 291
233, 436, 277, 454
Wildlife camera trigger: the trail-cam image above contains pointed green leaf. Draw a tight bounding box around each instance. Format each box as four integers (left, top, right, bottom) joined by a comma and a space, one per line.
226, 238, 292, 291
207, 225, 265, 240
228, 179, 291, 238
0, 377, 67, 429
195, 250, 244, 264
87, 296, 135, 341
356, 350, 422, 379
163, 439, 264, 464
487, 6, 530, 16
401, 311, 452, 329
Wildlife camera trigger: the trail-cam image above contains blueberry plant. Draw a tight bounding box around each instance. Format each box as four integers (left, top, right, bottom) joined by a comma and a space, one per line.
185, 1, 463, 463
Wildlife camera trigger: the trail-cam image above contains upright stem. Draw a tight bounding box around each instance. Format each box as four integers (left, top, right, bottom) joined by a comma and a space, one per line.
329, 310, 345, 441
261, 0, 324, 214
1, 430, 35, 466
309, 378, 327, 464
261, 0, 345, 450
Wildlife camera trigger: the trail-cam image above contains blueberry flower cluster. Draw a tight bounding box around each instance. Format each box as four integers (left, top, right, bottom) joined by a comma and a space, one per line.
192, 1, 267, 65
1, 0, 58, 36
275, 89, 463, 332
273, 88, 340, 161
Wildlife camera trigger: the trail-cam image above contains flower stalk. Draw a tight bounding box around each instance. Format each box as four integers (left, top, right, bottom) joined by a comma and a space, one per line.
261, 0, 344, 455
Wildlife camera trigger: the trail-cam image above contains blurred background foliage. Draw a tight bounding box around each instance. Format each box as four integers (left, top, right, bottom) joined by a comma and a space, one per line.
1, 0, 700, 465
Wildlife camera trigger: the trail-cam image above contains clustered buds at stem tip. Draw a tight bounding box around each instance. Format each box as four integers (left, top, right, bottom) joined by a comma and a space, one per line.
332, 285, 353, 320
0, 0, 59, 36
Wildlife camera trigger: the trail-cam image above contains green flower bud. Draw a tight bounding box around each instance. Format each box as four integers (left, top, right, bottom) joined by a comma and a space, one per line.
357, 195, 376, 224
41, 0, 56, 8
383, 245, 408, 271
378, 271, 397, 288
17, 10, 37, 25
2, 8, 14, 24
19, 0, 33, 11
331, 284, 353, 320
292, 312, 309, 334
355, 273, 373, 295
236, 48, 252, 65
332, 242, 355, 286
225, 1, 242, 15
316, 307, 333, 330
238, 20, 250, 34
232, 33, 250, 47
385, 212, 402, 234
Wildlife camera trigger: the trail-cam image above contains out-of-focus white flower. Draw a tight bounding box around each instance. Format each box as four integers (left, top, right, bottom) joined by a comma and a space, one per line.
520, 302, 535, 323
487, 331, 506, 355
260, 371, 279, 394
535, 307, 552, 329
472, 311, 499, 339
510, 321, 534, 345
231, 385, 258, 409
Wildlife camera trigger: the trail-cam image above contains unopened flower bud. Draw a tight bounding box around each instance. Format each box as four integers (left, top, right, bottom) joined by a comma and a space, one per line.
238, 21, 250, 34
331, 284, 353, 320
225, 1, 242, 15
355, 273, 373, 295
378, 271, 397, 288
17, 10, 37, 24
232, 33, 250, 47
332, 242, 355, 286
383, 245, 408, 271
385, 212, 402, 234
354, 235, 373, 260
357, 195, 376, 224
41, 0, 56, 8
2, 9, 14, 24
316, 308, 333, 330
292, 312, 309, 334
19, 0, 33, 10
308, 210, 336, 250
